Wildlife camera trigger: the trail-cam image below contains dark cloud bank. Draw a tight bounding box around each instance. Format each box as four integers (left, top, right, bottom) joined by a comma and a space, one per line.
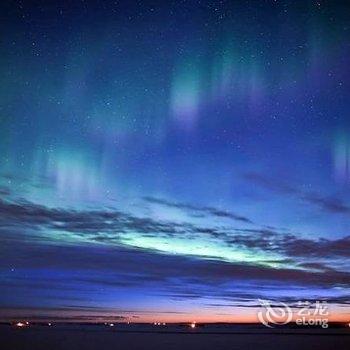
0, 193, 349, 320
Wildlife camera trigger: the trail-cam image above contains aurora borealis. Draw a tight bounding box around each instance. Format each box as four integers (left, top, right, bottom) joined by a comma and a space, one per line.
1, 0, 350, 323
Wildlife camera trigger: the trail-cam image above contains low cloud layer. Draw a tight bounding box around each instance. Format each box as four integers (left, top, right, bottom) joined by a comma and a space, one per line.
1, 193, 350, 321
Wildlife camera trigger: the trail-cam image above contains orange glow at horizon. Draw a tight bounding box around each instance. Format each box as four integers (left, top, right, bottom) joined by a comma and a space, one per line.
4, 306, 349, 324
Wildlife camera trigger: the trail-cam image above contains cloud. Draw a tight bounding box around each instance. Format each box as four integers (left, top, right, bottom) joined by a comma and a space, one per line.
1, 196, 349, 266
143, 196, 254, 224
1, 234, 349, 292
245, 172, 350, 215
0, 186, 11, 196
0, 197, 185, 239
1, 196, 350, 320
234, 229, 350, 257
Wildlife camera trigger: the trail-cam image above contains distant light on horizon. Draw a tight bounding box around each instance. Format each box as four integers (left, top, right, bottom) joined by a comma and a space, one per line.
15, 322, 27, 328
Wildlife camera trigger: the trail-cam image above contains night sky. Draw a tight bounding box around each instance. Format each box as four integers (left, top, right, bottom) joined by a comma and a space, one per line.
1, 0, 350, 323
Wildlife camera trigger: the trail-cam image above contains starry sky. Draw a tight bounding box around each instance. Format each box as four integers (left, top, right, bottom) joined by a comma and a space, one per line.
1, 0, 350, 323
